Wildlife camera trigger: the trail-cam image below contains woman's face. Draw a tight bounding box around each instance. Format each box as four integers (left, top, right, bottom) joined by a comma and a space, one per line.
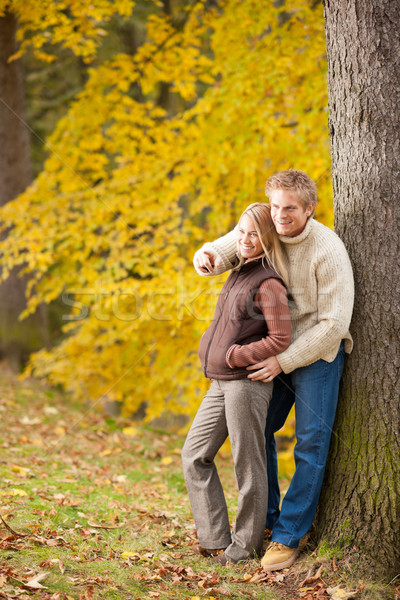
237, 213, 263, 259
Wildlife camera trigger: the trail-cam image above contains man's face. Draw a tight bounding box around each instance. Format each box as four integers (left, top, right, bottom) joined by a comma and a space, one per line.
269, 189, 314, 237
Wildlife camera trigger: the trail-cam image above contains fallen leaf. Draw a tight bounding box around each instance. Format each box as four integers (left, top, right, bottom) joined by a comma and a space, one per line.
83, 586, 94, 600
0, 489, 27, 498
249, 571, 269, 583
25, 572, 49, 589
99, 449, 112, 456
273, 572, 286, 583
10, 465, 30, 476
326, 585, 359, 599
300, 564, 324, 587
121, 551, 141, 559
114, 475, 127, 483
46, 539, 61, 547
59, 559, 66, 574
43, 406, 59, 415
20, 416, 41, 425
31, 438, 45, 446
122, 427, 139, 436
160, 457, 173, 465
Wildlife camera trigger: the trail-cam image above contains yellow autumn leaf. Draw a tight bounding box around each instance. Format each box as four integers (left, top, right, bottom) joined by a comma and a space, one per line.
31, 438, 44, 447
122, 427, 139, 436
10, 465, 29, 475
0, 488, 28, 497
99, 449, 112, 457
160, 457, 173, 466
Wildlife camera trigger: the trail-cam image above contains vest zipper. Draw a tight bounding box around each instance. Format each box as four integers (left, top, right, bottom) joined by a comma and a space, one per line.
203, 270, 241, 378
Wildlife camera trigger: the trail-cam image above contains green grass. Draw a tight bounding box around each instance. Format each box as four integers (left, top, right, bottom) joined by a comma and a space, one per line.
0, 364, 398, 600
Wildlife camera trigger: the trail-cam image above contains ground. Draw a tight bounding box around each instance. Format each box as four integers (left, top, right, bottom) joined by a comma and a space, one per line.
0, 364, 397, 600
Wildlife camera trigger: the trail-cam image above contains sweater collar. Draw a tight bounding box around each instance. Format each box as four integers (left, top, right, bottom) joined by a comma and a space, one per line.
279, 217, 314, 245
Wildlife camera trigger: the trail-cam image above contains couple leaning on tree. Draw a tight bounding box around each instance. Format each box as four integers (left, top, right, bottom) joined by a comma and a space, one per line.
182, 170, 355, 570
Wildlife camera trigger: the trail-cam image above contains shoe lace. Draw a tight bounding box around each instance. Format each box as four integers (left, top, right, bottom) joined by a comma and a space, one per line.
268, 541, 287, 551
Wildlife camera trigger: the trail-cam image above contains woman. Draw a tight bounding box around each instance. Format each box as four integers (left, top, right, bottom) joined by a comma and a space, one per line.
182, 203, 291, 565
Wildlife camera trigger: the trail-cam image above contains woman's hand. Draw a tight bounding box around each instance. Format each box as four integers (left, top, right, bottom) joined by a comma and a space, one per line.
246, 356, 282, 382
194, 249, 218, 274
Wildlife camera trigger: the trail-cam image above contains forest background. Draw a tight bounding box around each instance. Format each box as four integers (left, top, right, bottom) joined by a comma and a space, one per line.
0, 0, 330, 431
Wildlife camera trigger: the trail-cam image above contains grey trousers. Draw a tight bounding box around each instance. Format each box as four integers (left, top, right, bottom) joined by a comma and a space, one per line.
182, 378, 272, 562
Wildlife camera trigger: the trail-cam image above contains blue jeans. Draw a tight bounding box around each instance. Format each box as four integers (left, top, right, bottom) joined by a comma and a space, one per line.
265, 342, 345, 548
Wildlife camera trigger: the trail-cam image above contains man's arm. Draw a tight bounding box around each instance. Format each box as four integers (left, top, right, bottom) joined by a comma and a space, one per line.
276, 242, 354, 374
193, 227, 238, 276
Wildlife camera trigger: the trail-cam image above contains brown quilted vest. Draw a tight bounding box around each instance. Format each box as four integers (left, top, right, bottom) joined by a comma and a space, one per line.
198, 258, 284, 380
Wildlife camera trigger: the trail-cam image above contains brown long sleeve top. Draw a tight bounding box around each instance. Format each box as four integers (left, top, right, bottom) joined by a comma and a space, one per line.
226, 277, 291, 368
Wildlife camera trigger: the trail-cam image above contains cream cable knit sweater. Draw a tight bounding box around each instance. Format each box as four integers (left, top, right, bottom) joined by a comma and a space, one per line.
194, 218, 354, 374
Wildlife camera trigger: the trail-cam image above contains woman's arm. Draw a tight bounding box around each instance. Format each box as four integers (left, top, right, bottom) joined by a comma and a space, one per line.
193, 227, 238, 276
226, 278, 291, 368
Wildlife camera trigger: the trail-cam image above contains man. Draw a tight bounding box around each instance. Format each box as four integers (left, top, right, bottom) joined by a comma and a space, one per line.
193, 170, 354, 570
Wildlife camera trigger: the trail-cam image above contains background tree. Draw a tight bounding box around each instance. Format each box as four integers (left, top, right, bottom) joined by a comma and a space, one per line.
0, 12, 33, 368
0, 0, 135, 366
315, 0, 400, 579
1, 1, 331, 421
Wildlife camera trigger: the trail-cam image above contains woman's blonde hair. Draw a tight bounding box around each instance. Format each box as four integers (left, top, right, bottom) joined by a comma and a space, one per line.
235, 202, 289, 286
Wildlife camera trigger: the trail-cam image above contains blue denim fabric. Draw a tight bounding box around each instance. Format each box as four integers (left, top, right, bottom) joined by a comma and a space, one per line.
265, 342, 345, 548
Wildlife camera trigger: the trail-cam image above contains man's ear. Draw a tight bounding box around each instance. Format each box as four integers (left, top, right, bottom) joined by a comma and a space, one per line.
306, 202, 315, 217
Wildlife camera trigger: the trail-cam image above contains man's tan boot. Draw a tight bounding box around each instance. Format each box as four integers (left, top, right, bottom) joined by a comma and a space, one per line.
261, 541, 300, 571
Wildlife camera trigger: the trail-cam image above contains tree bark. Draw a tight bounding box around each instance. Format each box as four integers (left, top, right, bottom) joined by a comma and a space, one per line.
0, 13, 48, 368
0, 12, 32, 201
315, 0, 400, 578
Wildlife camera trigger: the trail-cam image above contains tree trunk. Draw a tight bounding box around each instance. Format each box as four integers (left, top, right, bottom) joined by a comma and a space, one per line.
0, 12, 32, 201
0, 13, 49, 368
315, 0, 400, 579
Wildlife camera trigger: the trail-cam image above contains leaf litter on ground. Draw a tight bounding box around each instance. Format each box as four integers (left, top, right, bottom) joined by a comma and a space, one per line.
0, 363, 395, 600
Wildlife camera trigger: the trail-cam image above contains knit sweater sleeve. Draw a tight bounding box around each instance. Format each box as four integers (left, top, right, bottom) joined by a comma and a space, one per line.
226, 278, 291, 367
193, 227, 238, 277
277, 238, 354, 374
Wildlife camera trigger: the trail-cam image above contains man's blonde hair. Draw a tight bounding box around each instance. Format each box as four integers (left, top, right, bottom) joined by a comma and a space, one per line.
265, 169, 317, 216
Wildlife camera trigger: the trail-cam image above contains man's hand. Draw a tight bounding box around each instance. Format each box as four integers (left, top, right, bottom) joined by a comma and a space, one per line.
194, 249, 219, 274
247, 356, 282, 382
